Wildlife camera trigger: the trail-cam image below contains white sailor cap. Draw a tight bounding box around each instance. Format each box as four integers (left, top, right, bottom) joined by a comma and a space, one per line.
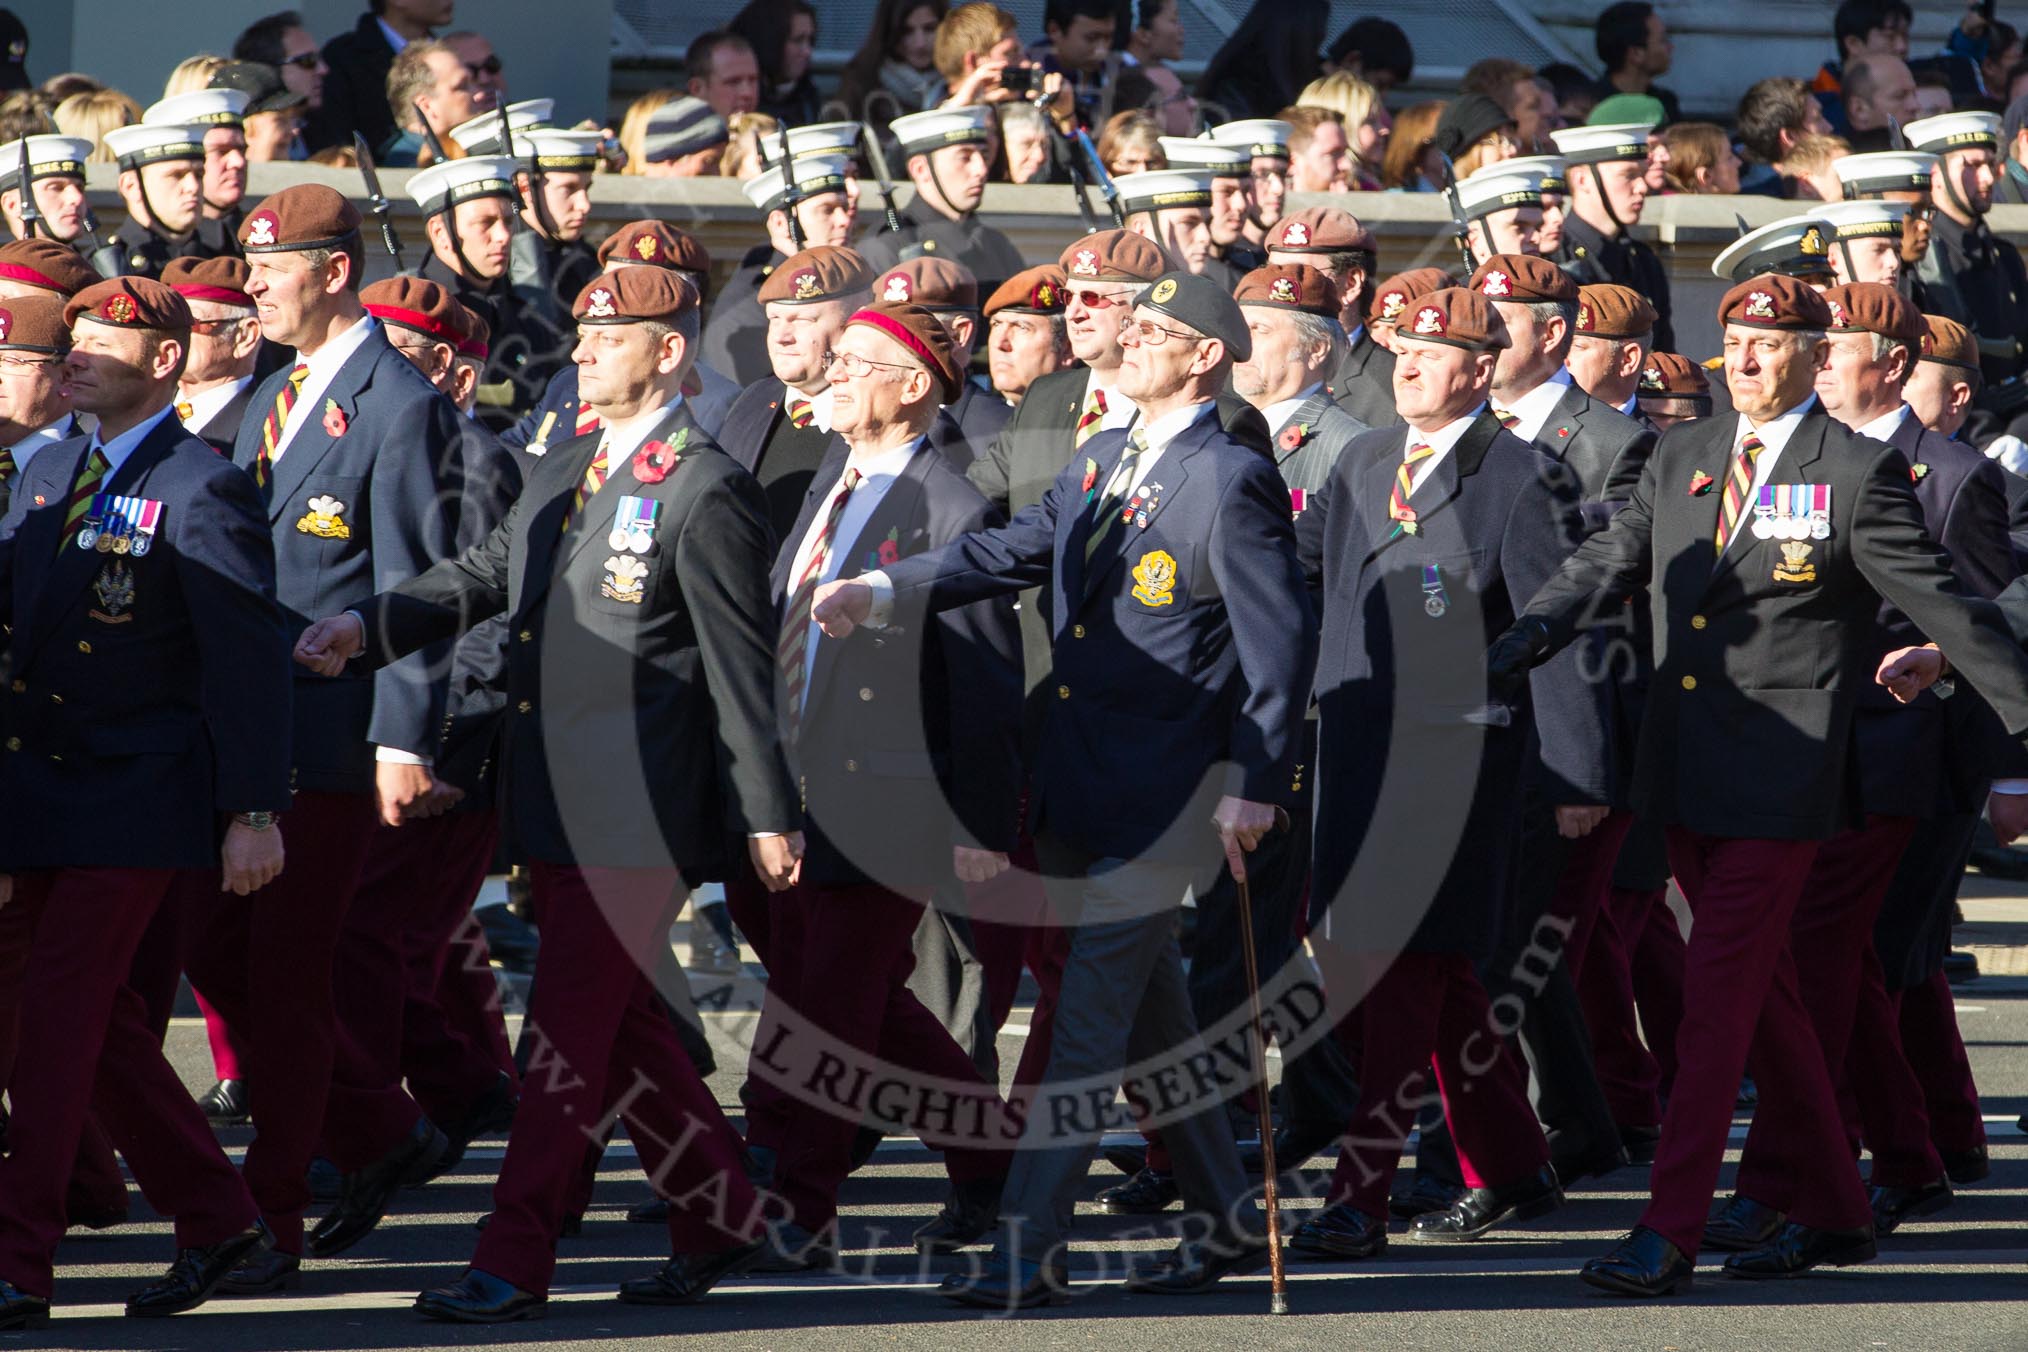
1114, 168, 1214, 215
1904, 111, 2001, 156
450, 100, 556, 155
1456, 164, 1549, 219
639, 97, 727, 162
519, 128, 603, 172
409, 156, 519, 216
0, 135, 92, 191
1711, 215, 1837, 282
1501, 154, 1569, 194
741, 153, 852, 214
1833, 150, 1938, 197
144, 89, 250, 130
1548, 122, 1654, 166
1209, 119, 1291, 160
784, 121, 864, 159
103, 122, 205, 170
1158, 136, 1249, 177
1816, 198, 1912, 240
889, 105, 992, 157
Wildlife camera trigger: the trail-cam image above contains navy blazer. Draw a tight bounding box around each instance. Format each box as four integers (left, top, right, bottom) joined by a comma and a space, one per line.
435, 415, 524, 803
232, 323, 464, 792
883, 405, 1314, 865
774, 440, 1022, 890
500, 360, 739, 453
0, 417, 292, 869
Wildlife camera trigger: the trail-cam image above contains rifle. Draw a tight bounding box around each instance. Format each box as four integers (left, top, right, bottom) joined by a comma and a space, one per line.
352, 132, 407, 273
413, 102, 453, 164
1071, 127, 1125, 228
1055, 119, 1101, 233
774, 129, 806, 251
1439, 151, 1476, 273
14, 138, 36, 240
859, 123, 905, 235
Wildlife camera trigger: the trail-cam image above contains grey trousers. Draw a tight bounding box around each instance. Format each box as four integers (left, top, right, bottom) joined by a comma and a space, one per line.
995, 844, 1252, 1260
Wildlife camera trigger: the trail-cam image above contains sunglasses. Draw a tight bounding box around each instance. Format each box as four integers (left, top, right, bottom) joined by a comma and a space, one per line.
1069, 288, 1137, 309
465, 56, 504, 77
280, 52, 322, 71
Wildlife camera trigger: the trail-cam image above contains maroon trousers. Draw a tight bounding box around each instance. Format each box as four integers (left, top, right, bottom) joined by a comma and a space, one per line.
180, 789, 377, 1252
1645, 830, 1872, 1255
472, 863, 758, 1295
1848, 969, 1986, 1176
0, 869, 256, 1299
1551, 811, 1662, 1128
1321, 950, 1547, 1218
767, 881, 1015, 1231
323, 809, 504, 1170
405, 908, 518, 1125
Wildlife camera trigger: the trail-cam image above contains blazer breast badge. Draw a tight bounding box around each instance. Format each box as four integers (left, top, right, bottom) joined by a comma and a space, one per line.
1131, 549, 1177, 607
296, 495, 351, 540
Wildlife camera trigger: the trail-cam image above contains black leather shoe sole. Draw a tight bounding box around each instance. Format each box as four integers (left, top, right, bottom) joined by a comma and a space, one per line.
1723, 1234, 1877, 1280
1289, 1231, 1387, 1261
939, 1275, 1068, 1309
1123, 1243, 1270, 1293
414, 1295, 545, 1324
218, 1250, 301, 1296
0, 1301, 50, 1331
1579, 1263, 1694, 1297
1942, 1147, 1990, 1185
1407, 1185, 1562, 1241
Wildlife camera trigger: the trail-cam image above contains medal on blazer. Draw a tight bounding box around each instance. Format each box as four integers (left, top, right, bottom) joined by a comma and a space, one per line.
124, 498, 162, 556
607, 495, 660, 554
600, 554, 648, 603
1422, 563, 1448, 618
1123, 482, 1161, 528
76, 493, 109, 551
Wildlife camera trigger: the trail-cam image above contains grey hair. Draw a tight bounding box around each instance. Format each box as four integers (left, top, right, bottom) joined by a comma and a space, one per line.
1287, 309, 1344, 362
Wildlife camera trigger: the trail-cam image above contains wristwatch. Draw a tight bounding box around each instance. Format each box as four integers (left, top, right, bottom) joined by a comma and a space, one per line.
233, 811, 278, 831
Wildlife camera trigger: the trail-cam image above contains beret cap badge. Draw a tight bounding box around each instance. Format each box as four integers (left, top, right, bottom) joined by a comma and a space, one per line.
245, 212, 278, 247
1480, 270, 1512, 298
1380, 292, 1407, 321
1268, 277, 1297, 304
792, 270, 821, 300
584, 288, 616, 319
1412, 306, 1446, 336
634, 235, 658, 260
1071, 249, 1099, 276
103, 293, 137, 324
1745, 291, 1776, 320
1151, 278, 1178, 303
883, 275, 911, 303
1281, 221, 1309, 246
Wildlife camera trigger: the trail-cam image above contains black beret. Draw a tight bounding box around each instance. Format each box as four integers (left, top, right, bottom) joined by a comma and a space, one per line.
1136, 270, 1252, 362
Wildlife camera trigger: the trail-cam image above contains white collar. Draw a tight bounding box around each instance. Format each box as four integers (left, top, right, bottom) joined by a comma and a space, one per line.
1493, 367, 1573, 439
1853, 403, 1912, 442
1138, 399, 1215, 453
1260, 383, 1326, 435
784, 384, 835, 433
601, 399, 687, 464
843, 434, 923, 480
9, 412, 76, 469
1405, 402, 1490, 457
178, 375, 253, 432
298, 313, 379, 388
1735, 395, 1818, 457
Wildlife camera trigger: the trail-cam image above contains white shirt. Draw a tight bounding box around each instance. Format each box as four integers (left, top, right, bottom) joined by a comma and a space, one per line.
1261, 383, 1326, 439
1080, 368, 1137, 436
1494, 368, 1574, 444
86, 404, 176, 474
271, 315, 379, 463
376, 16, 415, 52
9, 412, 77, 472
1721, 396, 1817, 558
1402, 401, 1489, 496
178, 375, 253, 435
786, 436, 922, 707
1853, 404, 1911, 443
783, 384, 836, 434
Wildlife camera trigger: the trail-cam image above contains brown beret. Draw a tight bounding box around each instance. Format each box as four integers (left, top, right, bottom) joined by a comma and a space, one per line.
239, 183, 364, 254
1575, 283, 1657, 338
758, 245, 875, 306
1919, 314, 1979, 371
597, 219, 711, 277
161, 255, 252, 308
0, 293, 72, 354
1392, 286, 1510, 352
1234, 262, 1337, 316
1367, 267, 1455, 327
1636, 351, 1712, 401
573, 267, 700, 324
1265, 207, 1377, 256
361, 275, 466, 345
66, 277, 192, 332
876, 256, 979, 312
1469, 253, 1579, 305
1059, 229, 1170, 283
0, 238, 101, 299
847, 302, 964, 402
1718, 272, 1835, 331
452, 300, 490, 359
1820, 282, 1925, 345
984, 265, 1067, 317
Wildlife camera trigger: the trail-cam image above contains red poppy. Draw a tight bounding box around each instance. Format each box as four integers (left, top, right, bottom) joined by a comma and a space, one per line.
322, 402, 348, 438
877, 538, 901, 566
1688, 470, 1714, 497
1278, 423, 1309, 452
632, 439, 679, 483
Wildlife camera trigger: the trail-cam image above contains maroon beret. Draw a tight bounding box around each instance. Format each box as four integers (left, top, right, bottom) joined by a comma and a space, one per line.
1469, 253, 1580, 305
360, 275, 466, 345
1820, 281, 1925, 344
1637, 351, 1712, 400
573, 267, 700, 324
1234, 262, 1337, 316
1367, 267, 1455, 327
1919, 315, 1978, 371
0, 293, 71, 353
983, 264, 1067, 317
875, 256, 979, 312
597, 219, 712, 277
161, 255, 252, 308
847, 302, 964, 402
0, 238, 102, 299
1059, 229, 1171, 283
1575, 284, 1658, 338
757, 245, 875, 305
1266, 207, 1377, 256
453, 301, 490, 359
65, 276, 192, 332
239, 183, 364, 254
1718, 273, 1836, 331
1392, 286, 1511, 352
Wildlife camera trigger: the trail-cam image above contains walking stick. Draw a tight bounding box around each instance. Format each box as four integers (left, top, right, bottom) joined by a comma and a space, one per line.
1233, 867, 1289, 1314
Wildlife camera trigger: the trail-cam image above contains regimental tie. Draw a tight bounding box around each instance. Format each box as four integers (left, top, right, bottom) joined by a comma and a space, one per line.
778, 467, 861, 738
1074, 387, 1107, 447
1494, 407, 1521, 432
1389, 438, 1436, 535
0, 447, 15, 484
785, 395, 815, 430
1084, 428, 1147, 563
255, 363, 310, 494
560, 441, 610, 535
60, 446, 111, 554
574, 402, 602, 439
1715, 433, 1764, 555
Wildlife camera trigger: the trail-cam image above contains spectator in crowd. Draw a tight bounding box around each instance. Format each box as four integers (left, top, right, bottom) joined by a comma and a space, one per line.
1661, 122, 1741, 194
1381, 99, 1445, 191
1592, 2, 1680, 125
1032, 0, 1120, 122
687, 30, 763, 122
1322, 16, 1412, 92
164, 55, 229, 100
2005, 57, 2028, 109
1463, 57, 1552, 153
1736, 74, 1834, 194
1281, 105, 1351, 194
1914, 63, 1957, 119
211, 61, 309, 163
0, 7, 22, 94
1432, 92, 1517, 180
996, 100, 1051, 182
620, 91, 729, 177
317, 0, 451, 161
307, 142, 359, 166
1843, 51, 1920, 153
1813, 0, 1913, 134
731, 0, 823, 128
1539, 61, 1599, 127
836, 0, 948, 124
1199, 0, 1326, 122
443, 31, 505, 107
1127, 0, 1185, 69
381, 38, 492, 166
233, 12, 328, 129
52, 88, 140, 163
719, 110, 781, 178
1943, 4, 2017, 106
0, 91, 49, 142
934, 3, 1025, 110
1298, 72, 1389, 189
1983, 22, 2021, 99
41, 73, 104, 105
1783, 131, 1853, 200
1994, 93, 2028, 204
1097, 109, 1164, 176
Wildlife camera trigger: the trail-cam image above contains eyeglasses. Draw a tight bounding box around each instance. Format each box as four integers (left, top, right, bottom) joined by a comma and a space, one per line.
280, 51, 322, 71
1905, 204, 1937, 223
465, 56, 504, 77
0, 355, 61, 373
822, 350, 917, 378
1069, 288, 1137, 309
1122, 318, 1200, 346
188, 317, 250, 335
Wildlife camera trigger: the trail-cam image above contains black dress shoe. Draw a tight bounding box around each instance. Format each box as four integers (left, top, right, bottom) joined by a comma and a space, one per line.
849, 1125, 884, 1172
746, 1222, 838, 1274
1869, 1178, 1952, 1234
309, 1118, 450, 1258
197, 1078, 249, 1126
1409, 1164, 1563, 1240
626, 1196, 670, 1225
617, 1239, 765, 1305
1240, 1120, 1341, 1174
914, 1174, 1004, 1253
938, 1253, 1069, 1309
475, 1211, 581, 1238
1579, 1226, 1694, 1297
1942, 1144, 1989, 1184
742, 1144, 777, 1190
1701, 1193, 1786, 1252
125, 1221, 271, 1317
1943, 949, 1981, 983
1102, 1142, 1147, 1177
219, 1246, 301, 1295
68, 1203, 129, 1231
1290, 1203, 1388, 1260
1722, 1222, 1876, 1278
1123, 1226, 1270, 1293
414, 1268, 545, 1323
1618, 1124, 1661, 1165
1388, 1173, 1462, 1220
424, 1074, 519, 1181
1094, 1168, 1180, 1215
0, 1279, 50, 1330
1552, 1137, 1631, 1187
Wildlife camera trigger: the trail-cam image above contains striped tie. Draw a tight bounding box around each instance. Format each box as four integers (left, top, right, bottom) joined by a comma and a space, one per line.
1494, 407, 1521, 431
0, 447, 15, 483
1389, 439, 1436, 536
786, 395, 815, 429
574, 402, 602, 439
1084, 429, 1147, 563
561, 442, 610, 535
60, 446, 112, 554
778, 467, 861, 737
1074, 388, 1106, 447
1715, 433, 1764, 555
255, 364, 310, 492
